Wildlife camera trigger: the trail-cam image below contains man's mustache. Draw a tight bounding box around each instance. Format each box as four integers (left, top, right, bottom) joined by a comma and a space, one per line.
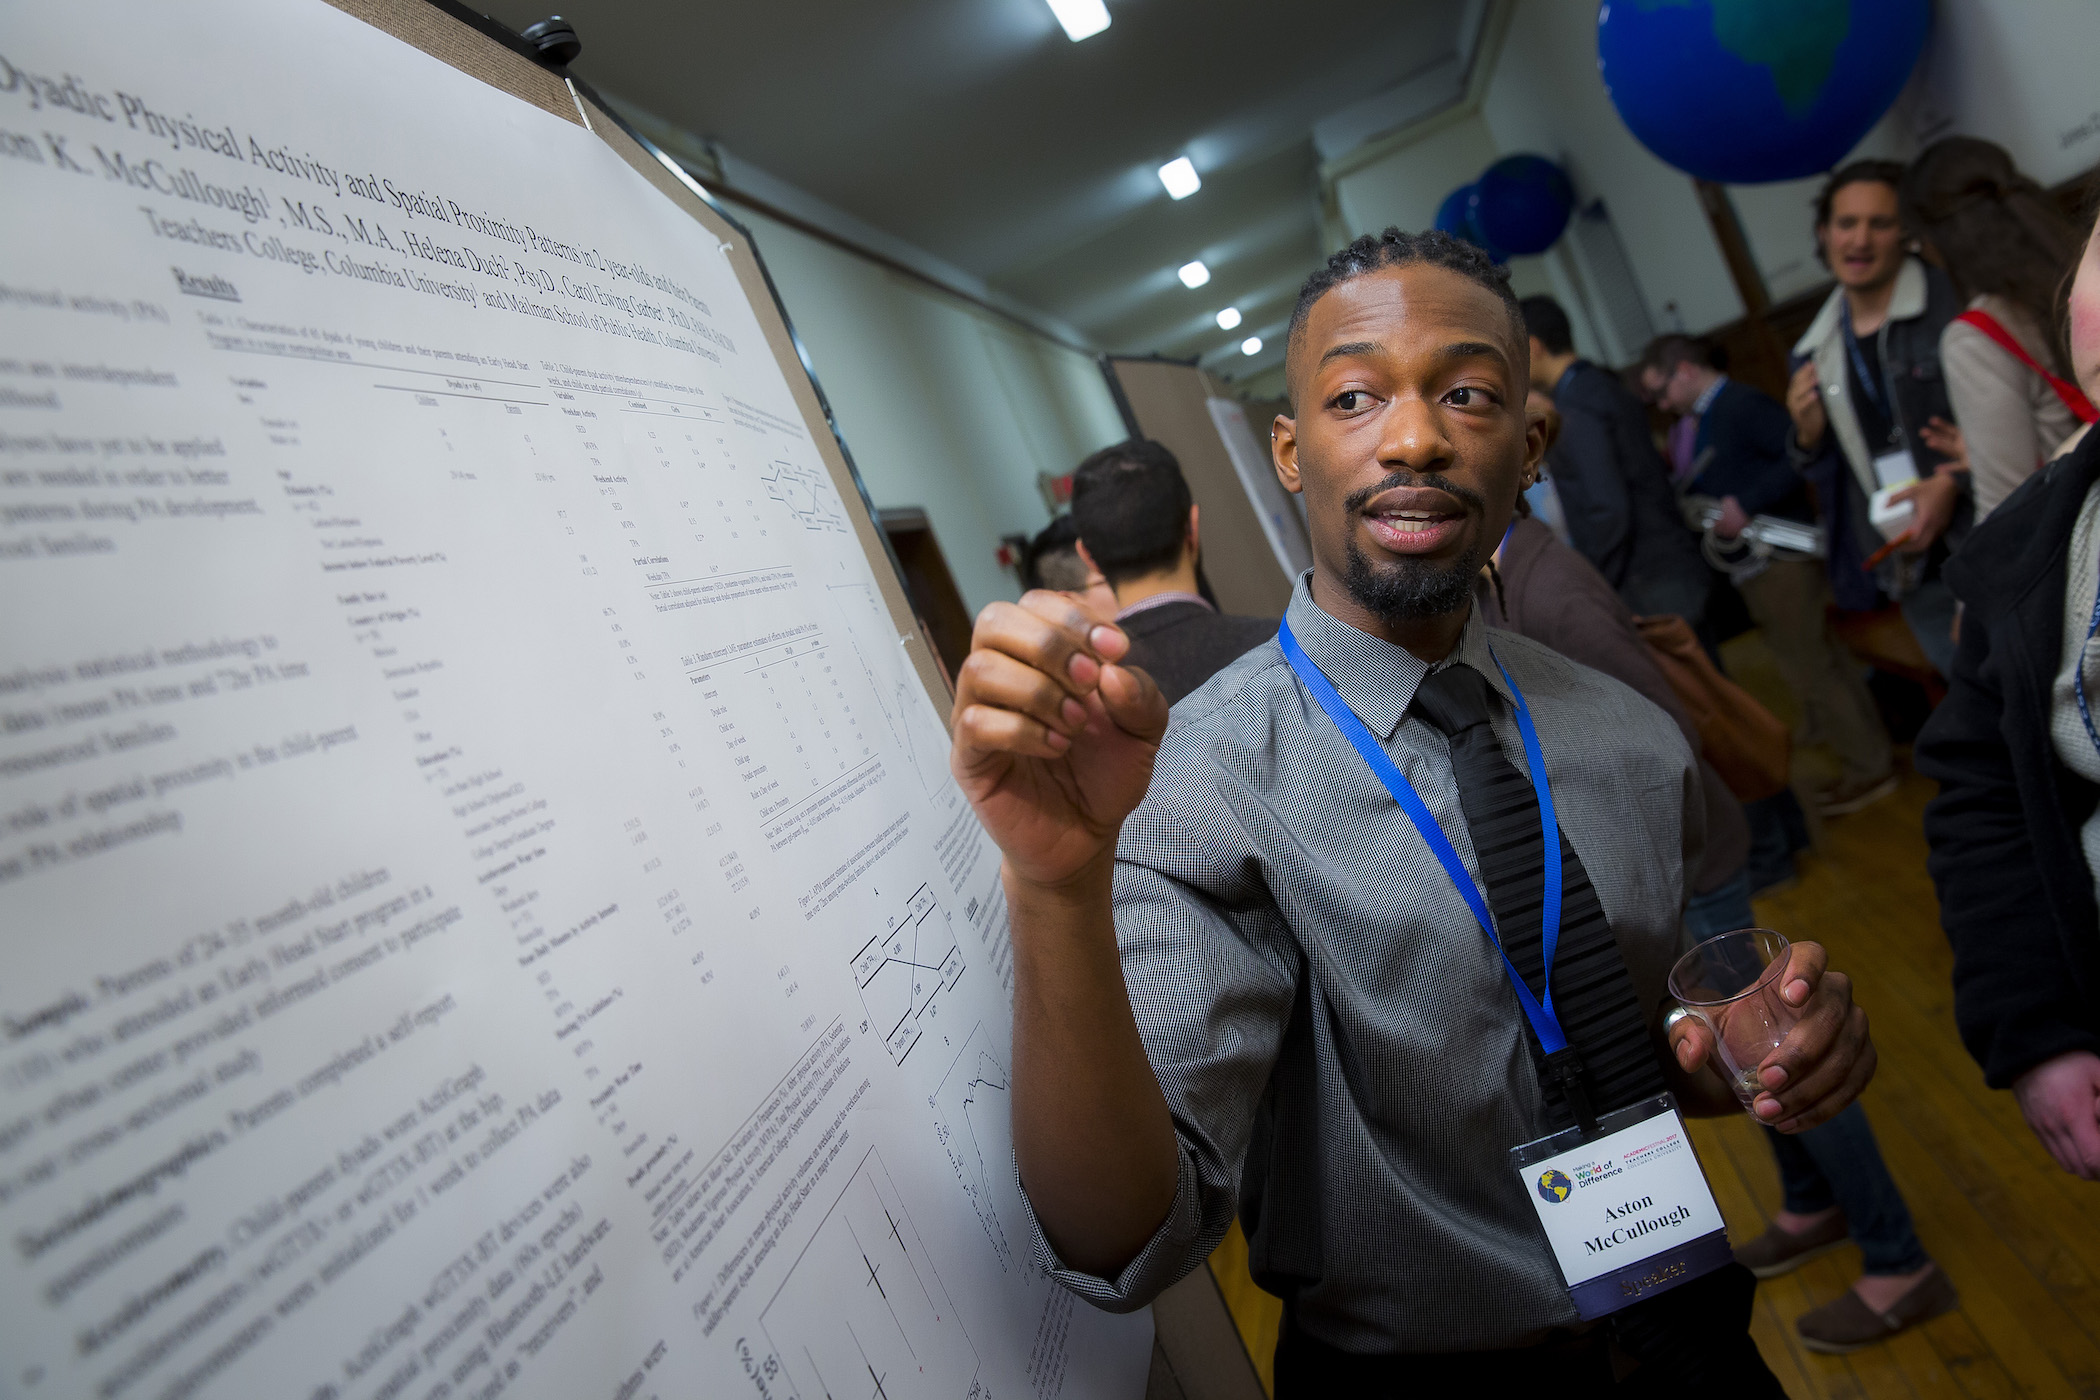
1342, 471, 1487, 515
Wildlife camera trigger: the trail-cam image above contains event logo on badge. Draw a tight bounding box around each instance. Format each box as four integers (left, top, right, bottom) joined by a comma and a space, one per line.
1536, 1168, 1572, 1204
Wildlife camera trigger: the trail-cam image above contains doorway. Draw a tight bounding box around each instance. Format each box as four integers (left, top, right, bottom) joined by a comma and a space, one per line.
878, 508, 974, 682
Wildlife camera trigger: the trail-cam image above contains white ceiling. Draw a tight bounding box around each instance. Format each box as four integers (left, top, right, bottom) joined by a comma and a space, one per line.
477, 0, 1483, 373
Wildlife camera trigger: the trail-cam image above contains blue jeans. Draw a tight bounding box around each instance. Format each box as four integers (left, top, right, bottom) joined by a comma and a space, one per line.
1684, 868, 1758, 943
1681, 870, 1932, 1277
1764, 1105, 1930, 1275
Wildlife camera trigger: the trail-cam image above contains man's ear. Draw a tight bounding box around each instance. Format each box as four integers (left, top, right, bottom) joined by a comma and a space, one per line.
1272, 415, 1302, 496
1522, 403, 1551, 485
1075, 538, 1099, 573
1185, 503, 1201, 557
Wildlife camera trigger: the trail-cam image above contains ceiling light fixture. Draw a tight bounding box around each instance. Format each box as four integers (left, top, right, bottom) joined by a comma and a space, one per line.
1045, 0, 1110, 42
1177, 260, 1210, 289
1157, 157, 1201, 200
1215, 307, 1241, 331
1241, 336, 1263, 356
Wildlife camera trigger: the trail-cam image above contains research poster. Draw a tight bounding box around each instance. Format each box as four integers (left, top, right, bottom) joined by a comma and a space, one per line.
0, 3, 1151, 1396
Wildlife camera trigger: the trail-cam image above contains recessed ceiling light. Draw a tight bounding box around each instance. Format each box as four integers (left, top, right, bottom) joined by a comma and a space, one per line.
1045, 0, 1110, 42
1215, 307, 1242, 331
1241, 336, 1263, 356
1157, 157, 1201, 200
1178, 260, 1210, 289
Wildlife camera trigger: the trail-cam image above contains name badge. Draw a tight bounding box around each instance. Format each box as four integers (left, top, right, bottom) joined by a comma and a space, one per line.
1871, 446, 1919, 490
1510, 1093, 1732, 1319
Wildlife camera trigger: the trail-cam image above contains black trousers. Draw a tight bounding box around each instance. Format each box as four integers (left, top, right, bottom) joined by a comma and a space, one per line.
1273, 1263, 1784, 1400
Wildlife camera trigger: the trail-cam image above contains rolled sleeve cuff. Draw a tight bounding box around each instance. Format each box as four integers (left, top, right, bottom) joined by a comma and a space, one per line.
1019, 1145, 1210, 1314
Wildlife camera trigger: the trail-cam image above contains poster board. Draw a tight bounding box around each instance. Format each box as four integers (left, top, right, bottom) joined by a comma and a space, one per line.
1103, 361, 1309, 619
0, 2, 1158, 1396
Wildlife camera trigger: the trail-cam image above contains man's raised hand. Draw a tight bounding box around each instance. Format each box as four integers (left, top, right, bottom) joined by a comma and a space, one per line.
1787, 361, 1827, 449
950, 591, 1169, 888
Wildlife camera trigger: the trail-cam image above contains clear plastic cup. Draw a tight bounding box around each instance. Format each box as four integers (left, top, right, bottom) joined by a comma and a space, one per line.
1667, 928, 1798, 1114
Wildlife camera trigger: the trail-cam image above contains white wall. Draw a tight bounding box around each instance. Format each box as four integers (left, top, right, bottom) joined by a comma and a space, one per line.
1333, 112, 1500, 250
1327, 0, 2100, 346
1327, 109, 1578, 348
1911, 0, 2100, 188
732, 206, 1127, 613
1475, 0, 1746, 335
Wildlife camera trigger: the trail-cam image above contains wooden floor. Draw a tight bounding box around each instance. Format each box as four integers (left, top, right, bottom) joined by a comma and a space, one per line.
1205, 770, 2100, 1397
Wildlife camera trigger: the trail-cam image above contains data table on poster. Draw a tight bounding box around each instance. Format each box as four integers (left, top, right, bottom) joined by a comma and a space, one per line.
0, 3, 1150, 1397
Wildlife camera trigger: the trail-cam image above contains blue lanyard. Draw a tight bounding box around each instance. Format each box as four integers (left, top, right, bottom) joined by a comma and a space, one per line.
1277, 616, 1568, 1054
2078, 564, 2100, 755
1839, 298, 1896, 432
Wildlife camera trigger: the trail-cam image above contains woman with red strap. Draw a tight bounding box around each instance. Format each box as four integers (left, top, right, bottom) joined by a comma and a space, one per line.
1902, 138, 2094, 521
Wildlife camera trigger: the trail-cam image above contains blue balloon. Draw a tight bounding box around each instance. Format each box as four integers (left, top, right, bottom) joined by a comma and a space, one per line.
1473, 155, 1575, 255
1433, 182, 1509, 263
1598, 0, 1929, 185
1434, 184, 1475, 238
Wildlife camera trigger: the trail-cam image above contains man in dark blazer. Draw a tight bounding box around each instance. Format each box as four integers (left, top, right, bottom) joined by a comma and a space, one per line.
1521, 296, 1711, 632
1643, 335, 1895, 818
1068, 439, 1275, 707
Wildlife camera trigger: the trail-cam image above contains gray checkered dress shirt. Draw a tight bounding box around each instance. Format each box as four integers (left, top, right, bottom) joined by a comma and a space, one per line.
1025, 574, 1702, 1353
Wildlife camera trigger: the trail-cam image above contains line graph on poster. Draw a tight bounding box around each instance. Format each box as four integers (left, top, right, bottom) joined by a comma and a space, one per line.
758, 1148, 982, 1400
837, 616, 958, 814
931, 1022, 1035, 1278
853, 882, 966, 1065
762, 459, 849, 533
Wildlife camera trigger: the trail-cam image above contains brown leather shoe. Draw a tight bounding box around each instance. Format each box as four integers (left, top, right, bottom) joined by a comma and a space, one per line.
1732, 1213, 1850, 1278
1797, 1265, 1959, 1354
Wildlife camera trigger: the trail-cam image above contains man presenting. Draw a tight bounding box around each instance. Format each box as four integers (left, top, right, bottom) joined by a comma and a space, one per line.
950, 229, 1875, 1393
1068, 438, 1276, 706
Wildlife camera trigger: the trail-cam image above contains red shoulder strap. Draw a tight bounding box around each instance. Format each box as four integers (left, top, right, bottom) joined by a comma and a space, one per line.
1955, 308, 2099, 424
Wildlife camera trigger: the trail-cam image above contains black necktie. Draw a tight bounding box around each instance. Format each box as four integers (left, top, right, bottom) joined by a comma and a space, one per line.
1411, 663, 1667, 1133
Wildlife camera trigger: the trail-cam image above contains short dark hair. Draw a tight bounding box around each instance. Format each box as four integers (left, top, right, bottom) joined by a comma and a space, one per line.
1520, 295, 1574, 356
1285, 228, 1524, 400
1023, 514, 1089, 591
1815, 159, 1907, 228
1808, 159, 1908, 272
1640, 333, 1709, 378
1069, 439, 1192, 586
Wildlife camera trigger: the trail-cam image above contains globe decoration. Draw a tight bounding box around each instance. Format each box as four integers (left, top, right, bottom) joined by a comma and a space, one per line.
1434, 182, 1508, 263
1598, 0, 1930, 185
1473, 155, 1575, 256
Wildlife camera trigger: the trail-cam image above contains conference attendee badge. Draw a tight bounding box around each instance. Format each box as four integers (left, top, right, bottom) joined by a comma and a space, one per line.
1866, 448, 1923, 541
1871, 446, 1919, 490
1510, 1093, 1731, 1319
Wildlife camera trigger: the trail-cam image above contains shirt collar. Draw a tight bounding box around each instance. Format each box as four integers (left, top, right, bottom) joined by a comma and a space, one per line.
1282, 571, 1514, 741
1692, 374, 1728, 416
1116, 590, 1213, 621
